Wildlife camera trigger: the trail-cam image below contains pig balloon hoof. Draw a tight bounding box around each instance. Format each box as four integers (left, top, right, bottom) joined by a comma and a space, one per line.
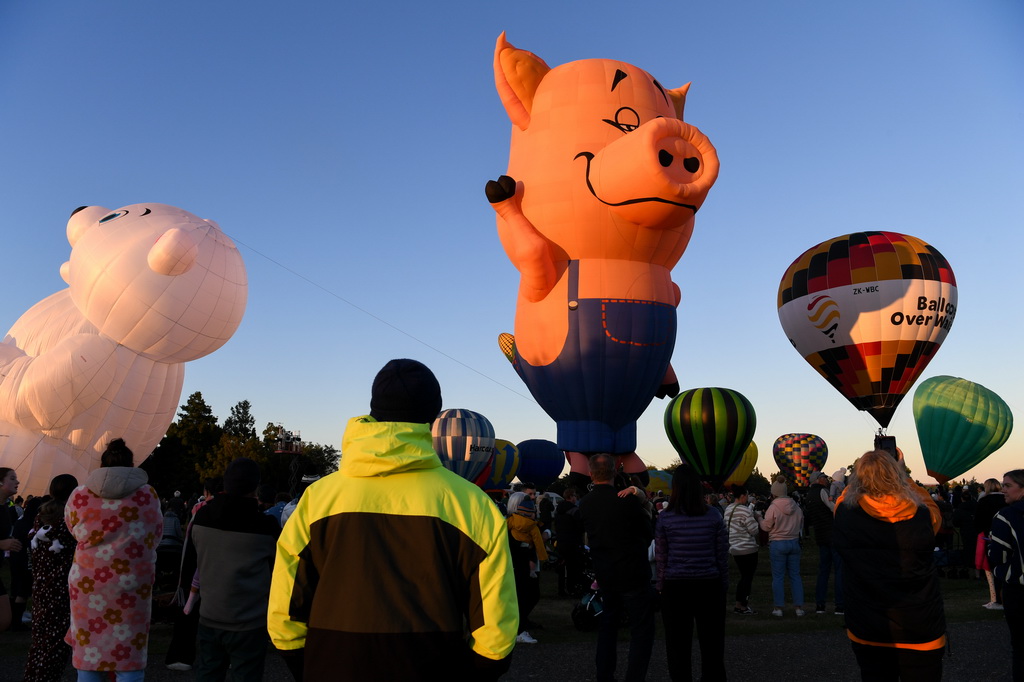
485, 175, 517, 204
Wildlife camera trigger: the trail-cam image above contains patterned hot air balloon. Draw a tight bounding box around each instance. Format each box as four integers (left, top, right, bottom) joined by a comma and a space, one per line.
772, 434, 828, 488
485, 439, 521, 491
432, 409, 495, 485
778, 232, 957, 428
914, 376, 1013, 484
515, 439, 566, 489
723, 442, 758, 488
664, 388, 756, 485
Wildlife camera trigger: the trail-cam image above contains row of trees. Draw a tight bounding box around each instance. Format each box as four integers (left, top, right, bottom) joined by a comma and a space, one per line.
140, 392, 339, 499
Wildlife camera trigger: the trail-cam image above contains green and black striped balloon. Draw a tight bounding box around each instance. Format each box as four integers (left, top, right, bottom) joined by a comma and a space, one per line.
664, 387, 757, 483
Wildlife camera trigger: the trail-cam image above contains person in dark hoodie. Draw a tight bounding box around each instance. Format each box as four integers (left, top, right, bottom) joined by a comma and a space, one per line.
834, 450, 946, 680
268, 359, 517, 681
65, 438, 163, 681
805, 470, 844, 615
189, 457, 281, 681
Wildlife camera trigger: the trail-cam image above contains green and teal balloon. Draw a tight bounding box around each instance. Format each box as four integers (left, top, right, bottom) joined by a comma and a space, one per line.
913, 375, 1013, 484
664, 387, 756, 484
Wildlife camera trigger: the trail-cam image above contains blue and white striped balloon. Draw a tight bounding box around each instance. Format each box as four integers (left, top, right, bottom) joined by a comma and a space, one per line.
432, 409, 496, 484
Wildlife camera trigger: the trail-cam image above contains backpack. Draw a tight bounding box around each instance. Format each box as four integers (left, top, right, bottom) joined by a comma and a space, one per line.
571, 590, 604, 632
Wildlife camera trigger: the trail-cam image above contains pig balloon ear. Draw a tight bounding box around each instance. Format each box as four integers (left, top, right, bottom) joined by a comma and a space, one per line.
667, 83, 691, 120
494, 31, 551, 131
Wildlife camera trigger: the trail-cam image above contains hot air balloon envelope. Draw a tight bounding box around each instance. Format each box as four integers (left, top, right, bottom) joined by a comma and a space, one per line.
516, 439, 566, 489
664, 387, 756, 485
772, 434, 828, 488
724, 442, 758, 488
914, 376, 1013, 484
432, 409, 495, 484
778, 232, 956, 428
486, 439, 521, 491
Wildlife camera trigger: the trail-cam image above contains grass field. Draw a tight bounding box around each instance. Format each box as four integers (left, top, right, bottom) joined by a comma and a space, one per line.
520, 539, 1005, 642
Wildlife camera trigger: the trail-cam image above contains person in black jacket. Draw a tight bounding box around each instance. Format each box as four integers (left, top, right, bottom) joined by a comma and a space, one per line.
833, 450, 946, 680
805, 470, 844, 615
554, 487, 586, 597
189, 458, 281, 681
579, 454, 655, 682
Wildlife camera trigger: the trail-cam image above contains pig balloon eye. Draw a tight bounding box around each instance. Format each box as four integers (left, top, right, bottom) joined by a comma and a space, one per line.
684, 157, 700, 173
603, 107, 641, 134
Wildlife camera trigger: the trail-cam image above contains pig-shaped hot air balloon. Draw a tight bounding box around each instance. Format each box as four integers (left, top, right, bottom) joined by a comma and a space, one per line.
486, 33, 719, 482
0, 204, 247, 494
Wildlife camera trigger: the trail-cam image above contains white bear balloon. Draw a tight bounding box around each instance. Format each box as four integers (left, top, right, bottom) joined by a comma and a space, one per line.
0, 204, 247, 494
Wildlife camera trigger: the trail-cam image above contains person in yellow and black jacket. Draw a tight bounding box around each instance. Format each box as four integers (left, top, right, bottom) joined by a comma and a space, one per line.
268, 359, 518, 681
833, 449, 946, 680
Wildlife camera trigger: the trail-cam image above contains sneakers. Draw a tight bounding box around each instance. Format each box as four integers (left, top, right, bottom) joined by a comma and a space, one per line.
733, 606, 755, 615
815, 604, 826, 614
166, 663, 193, 671
795, 608, 806, 617
771, 608, 783, 617
835, 608, 845, 616
984, 602, 1005, 610
516, 631, 538, 644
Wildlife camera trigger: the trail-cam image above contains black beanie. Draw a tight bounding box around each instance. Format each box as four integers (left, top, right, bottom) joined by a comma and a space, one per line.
223, 457, 261, 495
369, 359, 442, 424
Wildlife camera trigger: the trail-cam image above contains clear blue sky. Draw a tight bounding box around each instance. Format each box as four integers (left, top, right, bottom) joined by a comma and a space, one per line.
1, 1, 1021, 484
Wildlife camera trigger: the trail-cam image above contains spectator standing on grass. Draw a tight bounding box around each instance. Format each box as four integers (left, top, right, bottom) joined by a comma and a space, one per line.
0, 467, 24, 632
655, 465, 728, 682
268, 358, 517, 681
725, 484, 761, 615
805, 470, 844, 615
579, 453, 656, 682
23, 473, 78, 682
190, 457, 281, 681
988, 469, 1024, 681
555, 487, 586, 598
834, 450, 946, 681
164, 476, 222, 672
977, 478, 1008, 609
65, 438, 163, 681
760, 478, 805, 617
507, 491, 548, 645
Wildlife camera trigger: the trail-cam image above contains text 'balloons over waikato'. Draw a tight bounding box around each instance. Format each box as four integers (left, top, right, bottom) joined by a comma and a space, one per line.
778, 232, 956, 429
772, 434, 828, 488
664, 387, 756, 485
913, 376, 1013, 484
432, 409, 495, 486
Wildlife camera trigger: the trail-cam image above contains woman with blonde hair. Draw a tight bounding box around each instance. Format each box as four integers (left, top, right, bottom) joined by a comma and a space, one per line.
833, 450, 946, 680
976, 477, 1008, 609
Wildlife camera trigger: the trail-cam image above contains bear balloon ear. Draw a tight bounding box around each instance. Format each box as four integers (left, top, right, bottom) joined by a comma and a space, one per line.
667, 83, 690, 120
67, 206, 111, 246
494, 32, 551, 131
148, 227, 198, 276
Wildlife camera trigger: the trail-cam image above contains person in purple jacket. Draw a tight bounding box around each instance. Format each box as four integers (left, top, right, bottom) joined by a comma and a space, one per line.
655, 465, 729, 682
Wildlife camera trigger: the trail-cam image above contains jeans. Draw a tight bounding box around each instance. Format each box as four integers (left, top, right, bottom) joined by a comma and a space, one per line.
596, 584, 656, 682
815, 543, 844, 609
769, 539, 804, 607
662, 577, 726, 682
77, 671, 145, 682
